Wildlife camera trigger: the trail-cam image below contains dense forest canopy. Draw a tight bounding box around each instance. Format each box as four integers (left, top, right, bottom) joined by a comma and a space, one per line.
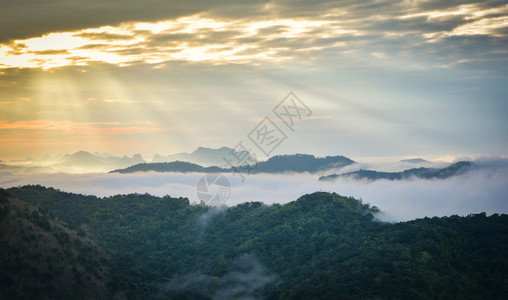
1, 185, 507, 299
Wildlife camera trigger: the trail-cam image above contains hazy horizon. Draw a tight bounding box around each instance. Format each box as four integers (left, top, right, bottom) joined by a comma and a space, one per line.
0, 146, 480, 164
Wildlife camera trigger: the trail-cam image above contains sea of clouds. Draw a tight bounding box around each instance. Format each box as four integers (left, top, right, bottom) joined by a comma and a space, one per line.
1, 157, 507, 222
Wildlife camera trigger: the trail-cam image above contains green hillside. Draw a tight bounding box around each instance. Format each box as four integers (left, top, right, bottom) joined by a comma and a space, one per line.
3, 186, 507, 299
0, 189, 122, 299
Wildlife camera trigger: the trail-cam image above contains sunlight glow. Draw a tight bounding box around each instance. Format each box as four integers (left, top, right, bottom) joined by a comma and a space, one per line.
0, 4, 506, 70
452, 16, 508, 36
0, 16, 352, 69
24, 32, 89, 51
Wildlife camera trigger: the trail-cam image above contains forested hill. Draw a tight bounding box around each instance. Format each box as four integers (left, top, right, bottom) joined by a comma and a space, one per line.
320, 161, 473, 181
0, 189, 121, 299
110, 154, 354, 174
3, 185, 508, 299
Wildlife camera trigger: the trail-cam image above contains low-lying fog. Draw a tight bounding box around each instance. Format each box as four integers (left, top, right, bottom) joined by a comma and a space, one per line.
1, 157, 507, 222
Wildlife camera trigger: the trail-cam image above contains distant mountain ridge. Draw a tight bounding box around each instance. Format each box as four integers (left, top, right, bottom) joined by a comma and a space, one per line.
320, 161, 473, 181
1, 147, 256, 173
400, 158, 430, 164
111, 161, 227, 174
55, 151, 145, 170
0, 148, 471, 178
152, 146, 256, 166
0, 151, 146, 173
111, 154, 355, 174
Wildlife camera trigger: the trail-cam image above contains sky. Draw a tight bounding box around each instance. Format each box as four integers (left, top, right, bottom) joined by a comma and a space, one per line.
1, 0, 507, 161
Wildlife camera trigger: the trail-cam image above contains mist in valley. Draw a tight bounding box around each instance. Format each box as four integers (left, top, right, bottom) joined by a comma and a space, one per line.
2, 157, 507, 222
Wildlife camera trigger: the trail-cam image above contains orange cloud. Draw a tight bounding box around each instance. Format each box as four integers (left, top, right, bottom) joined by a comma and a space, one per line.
0, 119, 185, 135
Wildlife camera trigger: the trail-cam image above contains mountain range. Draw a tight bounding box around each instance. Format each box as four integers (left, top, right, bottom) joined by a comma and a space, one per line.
110, 154, 355, 174
1, 151, 144, 173
0, 147, 255, 174
152, 146, 256, 166
0, 148, 475, 181
319, 161, 473, 181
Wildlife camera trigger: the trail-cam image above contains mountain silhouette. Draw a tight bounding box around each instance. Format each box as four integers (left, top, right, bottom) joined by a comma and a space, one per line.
111, 154, 355, 174
152, 146, 256, 166
320, 161, 473, 181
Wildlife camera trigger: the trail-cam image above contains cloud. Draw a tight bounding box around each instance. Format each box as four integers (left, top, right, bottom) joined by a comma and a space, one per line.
1, 1, 507, 71
160, 253, 278, 300
0, 17, 353, 68
0, 0, 269, 43
74, 32, 136, 41
196, 206, 228, 241
0, 120, 175, 141
1, 157, 507, 222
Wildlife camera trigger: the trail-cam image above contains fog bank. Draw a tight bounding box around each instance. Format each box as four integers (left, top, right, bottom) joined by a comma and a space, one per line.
1, 158, 507, 222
